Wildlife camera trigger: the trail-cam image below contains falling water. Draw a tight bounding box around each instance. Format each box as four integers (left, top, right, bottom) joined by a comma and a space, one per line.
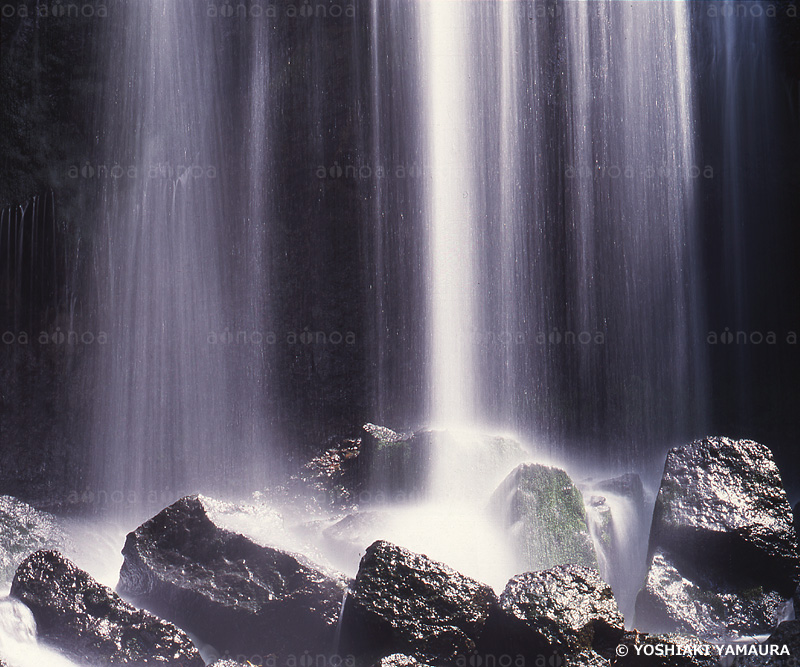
422, 1, 478, 429
0, 0, 791, 662
413, 0, 707, 466
0, 193, 62, 333
0, 597, 79, 667
694, 1, 786, 432
88, 0, 271, 505
584, 488, 650, 624
81, 0, 711, 507
562, 0, 704, 452
386, 0, 711, 594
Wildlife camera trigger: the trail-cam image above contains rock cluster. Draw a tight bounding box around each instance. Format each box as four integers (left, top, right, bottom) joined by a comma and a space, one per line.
340, 540, 624, 666
1, 433, 796, 667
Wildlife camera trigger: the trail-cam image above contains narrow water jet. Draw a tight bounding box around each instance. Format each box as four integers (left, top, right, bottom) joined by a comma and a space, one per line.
422, 1, 479, 429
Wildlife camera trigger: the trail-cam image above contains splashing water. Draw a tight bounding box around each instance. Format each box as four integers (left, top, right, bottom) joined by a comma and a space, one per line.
0, 597, 79, 667
584, 490, 649, 625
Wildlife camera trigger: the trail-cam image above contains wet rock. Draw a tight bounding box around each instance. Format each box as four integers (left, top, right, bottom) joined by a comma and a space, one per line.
374, 654, 434, 667
323, 510, 391, 571
288, 435, 364, 508
287, 426, 525, 508
592, 474, 645, 509
118, 495, 348, 658
637, 550, 785, 637
362, 428, 527, 503
208, 661, 250, 667
359, 425, 423, 499
585, 496, 614, 559
769, 619, 800, 658
570, 652, 610, 666
490, 463, 598, 572
793, 502, 800, 543
636, 436, 800, 639
0, 496, 67, 585
10, 550, 203, 666
611, 632, 718, 666
339, 540, 497, 666
363, 423, 408, 443
483, 565, 623, 660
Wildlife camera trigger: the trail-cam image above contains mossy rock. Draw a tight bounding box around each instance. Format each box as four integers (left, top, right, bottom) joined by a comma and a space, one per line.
490, 463, 597, 572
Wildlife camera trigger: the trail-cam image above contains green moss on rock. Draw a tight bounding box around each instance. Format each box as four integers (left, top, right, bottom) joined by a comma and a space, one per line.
490, 463, 598, 572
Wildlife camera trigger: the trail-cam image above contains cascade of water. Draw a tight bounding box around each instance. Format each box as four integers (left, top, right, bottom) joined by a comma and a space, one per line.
89, 0, 269, 505
695, 2, 784, 429
0, 597, 79, 667
364, 0, 428, 430
564, 0, 704, 452
414, 0, 706, 468
584, 491, 648, 625
0, 193, 62, 333
378, 0, 711, 598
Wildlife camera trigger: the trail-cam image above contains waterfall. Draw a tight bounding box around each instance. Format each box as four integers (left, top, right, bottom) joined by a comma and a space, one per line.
584, 489, 650, 625
88, 0, 272, 506
414, 0, 707, 462
0, 193, 62, 333
695, 1, 786, 430
559, 0, 706, 456
64, 0, 780, 519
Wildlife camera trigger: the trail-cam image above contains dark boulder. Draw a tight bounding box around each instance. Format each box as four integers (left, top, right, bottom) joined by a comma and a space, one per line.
339, 540, 497, 666
287, 423, 419, 507
10, 550, 203, 666
635, 436, 800, 639
117, 495, 348, 659
768, 619, 800, 659
287, 425, 526, 509
636, 550, 785, 638
612, 632, 718, 666
482, 565, 624, 660
358, 425, 426, 500
490, 463, 598, 573
288, 435, 364, 509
